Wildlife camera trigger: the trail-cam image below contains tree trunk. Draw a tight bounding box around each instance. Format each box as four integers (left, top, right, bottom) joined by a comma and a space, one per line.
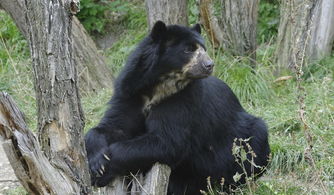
220, 0, 259, 65
0, 0, 171, 194
275, 0, 334, 72
198, 0, 224, 49
0, 0, 113, 94
275, 0, 315, 71
28, 0, 91, 193
307, 0, 334, 61
145, 0, 188, 29
72, 17, 114, 95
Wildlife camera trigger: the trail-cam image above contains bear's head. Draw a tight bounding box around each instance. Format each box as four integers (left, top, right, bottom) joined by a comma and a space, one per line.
150, 21, 214, 79
115, 21, 214, 98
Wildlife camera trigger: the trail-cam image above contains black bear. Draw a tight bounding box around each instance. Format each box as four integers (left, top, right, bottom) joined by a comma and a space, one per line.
85, 21, 270, 194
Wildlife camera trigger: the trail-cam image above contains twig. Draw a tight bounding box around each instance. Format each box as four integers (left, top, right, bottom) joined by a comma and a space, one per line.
130, 172, 149, 195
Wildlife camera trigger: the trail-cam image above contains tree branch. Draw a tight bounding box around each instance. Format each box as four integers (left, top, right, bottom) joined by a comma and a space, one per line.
0, 92, 82, 194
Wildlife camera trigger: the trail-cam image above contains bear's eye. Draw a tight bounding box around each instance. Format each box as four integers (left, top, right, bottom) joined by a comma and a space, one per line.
184, 44, 197, 53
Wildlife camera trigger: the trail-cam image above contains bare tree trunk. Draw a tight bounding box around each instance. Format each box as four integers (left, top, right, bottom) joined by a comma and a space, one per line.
72, 17, 113, 94
145, 0, 188, 29
0, 0, 171, 194
0, 0, 113, 94
220, 0, 259, 64
275, 0, 315, 72
308, 0, 334, 61
24, 0, 91, 188
275, 0, 334, 73
198, 0, 224, 49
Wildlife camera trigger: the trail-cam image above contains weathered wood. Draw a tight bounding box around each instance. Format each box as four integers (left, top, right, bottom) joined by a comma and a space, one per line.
308, 0, 334, 61
0, 92, 83, 194
25, 0, 91, 193
72, 17, 114, 94
145, 0, 188, 29
198, 0, 224, 48
1, 0, 171, 193
220, 0, 259, 64
97, 177, 127, 195
275, 0, 334, 72
0, 0, 113, 94
141, 163, 171, 195
97, 163, 171, 195
276, 0, 315, 71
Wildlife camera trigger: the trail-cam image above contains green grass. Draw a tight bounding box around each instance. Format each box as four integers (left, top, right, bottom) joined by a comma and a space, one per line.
2, 186, 28, 195
0, 2, 334, 195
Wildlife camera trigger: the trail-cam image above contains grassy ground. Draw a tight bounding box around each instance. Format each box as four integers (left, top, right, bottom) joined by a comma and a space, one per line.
0, 1, 333, 194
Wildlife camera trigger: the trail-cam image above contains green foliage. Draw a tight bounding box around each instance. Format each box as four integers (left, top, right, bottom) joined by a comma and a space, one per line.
0, 11, 28, 70
77, 0, 146, 34
188, 0, 199, 25
77, 0, 109, 33
3, 186, 28, 195
257, 0, 280, 43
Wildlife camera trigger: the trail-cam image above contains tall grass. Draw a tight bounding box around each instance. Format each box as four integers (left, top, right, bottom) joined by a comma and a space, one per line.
0, 11, 36, 131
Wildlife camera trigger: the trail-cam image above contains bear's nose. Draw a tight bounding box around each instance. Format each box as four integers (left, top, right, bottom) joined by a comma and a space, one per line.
203, 60, 214, 70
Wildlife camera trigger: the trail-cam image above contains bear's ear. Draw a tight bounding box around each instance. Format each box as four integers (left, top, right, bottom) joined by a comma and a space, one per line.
150, 21, 167, 41
191, 23, 201, 34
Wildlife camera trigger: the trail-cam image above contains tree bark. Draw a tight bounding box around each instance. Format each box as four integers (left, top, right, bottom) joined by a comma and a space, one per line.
0, 92, 89, 194
0, 0, 113, 94
275, 0, 334, 72
0, 0, 171, 194
145, 0, 188, 29
24, 0, 91, 191
97, 163, 171, 195
72, 17, 114, 95
3, 0, 92, 193
220, 0, 259, 64
307, 0, 334, 61
0, 93, 171, 195
275, 0, 316, 71
198, 0, 224, 49
141, 163, 171, 195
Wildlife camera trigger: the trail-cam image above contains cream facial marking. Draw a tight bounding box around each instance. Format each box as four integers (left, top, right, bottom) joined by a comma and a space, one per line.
143, 71, 190, 114
182, 45, 205, 73
142, 44, 209, 114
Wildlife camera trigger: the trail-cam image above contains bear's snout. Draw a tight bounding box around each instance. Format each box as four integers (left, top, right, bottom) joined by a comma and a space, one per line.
202, 60, 214, 72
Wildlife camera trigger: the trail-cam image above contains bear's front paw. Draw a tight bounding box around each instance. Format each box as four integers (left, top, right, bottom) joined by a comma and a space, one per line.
89, 148, 115, 187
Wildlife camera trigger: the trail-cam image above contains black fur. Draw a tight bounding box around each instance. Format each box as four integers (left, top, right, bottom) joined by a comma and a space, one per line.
85, 21, 270, 194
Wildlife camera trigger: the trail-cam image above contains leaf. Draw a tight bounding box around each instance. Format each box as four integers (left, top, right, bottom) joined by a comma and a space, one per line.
240, 149, 247, 161
233, 172, 243, 182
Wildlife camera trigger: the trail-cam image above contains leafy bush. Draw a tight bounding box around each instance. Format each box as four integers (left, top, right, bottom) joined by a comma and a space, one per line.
77, 0, 110, 34
77, 0, 146, 34
257, 0, 280, 43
